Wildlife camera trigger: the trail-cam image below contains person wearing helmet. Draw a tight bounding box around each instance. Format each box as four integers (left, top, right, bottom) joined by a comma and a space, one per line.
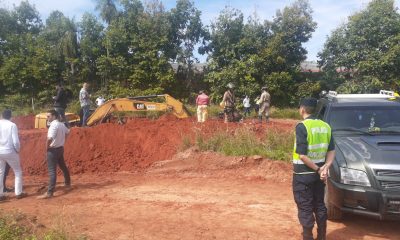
258, 86, 271, 123
222, 83, 236, 123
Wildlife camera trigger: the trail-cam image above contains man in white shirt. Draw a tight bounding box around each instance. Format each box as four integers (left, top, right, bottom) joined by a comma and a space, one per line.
38, 110, 71, 199
243, 95, 251, 117
0, 109, 26, 201
95, 96, 105, 107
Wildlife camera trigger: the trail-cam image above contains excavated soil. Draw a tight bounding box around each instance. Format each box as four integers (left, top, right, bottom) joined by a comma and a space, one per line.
16, 115, 295, 176
1, 116, 399, 240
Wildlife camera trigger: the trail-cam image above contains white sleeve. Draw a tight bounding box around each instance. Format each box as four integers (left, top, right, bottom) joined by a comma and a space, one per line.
65, 125, 70, 135
47, 124, 57, 140
12, 124, 20, 153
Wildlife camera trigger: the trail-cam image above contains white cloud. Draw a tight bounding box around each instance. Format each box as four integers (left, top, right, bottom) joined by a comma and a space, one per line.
2, 0, 96, 21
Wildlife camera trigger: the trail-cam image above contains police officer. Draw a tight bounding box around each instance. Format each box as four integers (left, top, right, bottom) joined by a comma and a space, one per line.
293, 98, 335, 240
222, 83, 236, 123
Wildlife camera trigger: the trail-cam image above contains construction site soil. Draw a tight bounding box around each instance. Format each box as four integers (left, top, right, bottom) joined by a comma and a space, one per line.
1, 115, 399, 240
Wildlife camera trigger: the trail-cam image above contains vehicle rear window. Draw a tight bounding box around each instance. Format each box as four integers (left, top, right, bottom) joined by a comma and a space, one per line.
328, 106, 400, 130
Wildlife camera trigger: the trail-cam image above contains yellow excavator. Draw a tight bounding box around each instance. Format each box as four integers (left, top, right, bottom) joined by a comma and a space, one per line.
86, 94, 190, 126
35, 94, 190, 128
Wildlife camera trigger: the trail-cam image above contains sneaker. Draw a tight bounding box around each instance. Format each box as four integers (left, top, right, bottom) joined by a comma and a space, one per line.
16, 192, 28, 199
3, 187, 14, 193
36, 193, 53, 199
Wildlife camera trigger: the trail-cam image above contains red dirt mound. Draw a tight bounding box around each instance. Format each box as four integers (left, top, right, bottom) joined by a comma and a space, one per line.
13, 115, 35, 130
18, 117, 297, 176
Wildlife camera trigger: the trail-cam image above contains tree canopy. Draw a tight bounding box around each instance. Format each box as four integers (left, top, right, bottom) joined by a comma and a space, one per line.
0, 0, 324, 110
319, 0, 400, 93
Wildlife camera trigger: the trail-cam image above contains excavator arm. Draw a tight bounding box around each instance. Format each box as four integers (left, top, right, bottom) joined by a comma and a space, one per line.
86, 94, 190, 126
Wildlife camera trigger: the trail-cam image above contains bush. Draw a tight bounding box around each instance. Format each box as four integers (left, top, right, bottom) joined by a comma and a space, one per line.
194, 127, 294, 161
270, 107, 301, 120
0, 210, 87, 240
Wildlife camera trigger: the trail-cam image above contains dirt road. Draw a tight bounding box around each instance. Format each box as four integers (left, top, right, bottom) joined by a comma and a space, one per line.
1, 116, 399, 239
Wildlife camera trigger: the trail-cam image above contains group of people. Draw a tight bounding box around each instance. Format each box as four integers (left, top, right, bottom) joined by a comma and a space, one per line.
0, 108, 70, 201
195, 83, 271, 123
0, 82, 101, 201
195, 87, 334, 240
54, 82, 106, 128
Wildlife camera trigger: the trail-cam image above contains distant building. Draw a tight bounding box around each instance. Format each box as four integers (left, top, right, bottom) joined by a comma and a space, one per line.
300, 61, 321, 73
171, 61, 351, 74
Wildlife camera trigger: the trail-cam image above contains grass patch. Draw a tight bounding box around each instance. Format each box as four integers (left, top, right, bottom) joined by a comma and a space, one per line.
194, 128, 294, 161
269, 107, 301, 120
185, 105, 300, 120
0, 210, 87, 240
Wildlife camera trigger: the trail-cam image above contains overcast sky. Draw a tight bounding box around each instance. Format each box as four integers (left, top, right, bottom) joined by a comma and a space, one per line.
1, 0, 400, 62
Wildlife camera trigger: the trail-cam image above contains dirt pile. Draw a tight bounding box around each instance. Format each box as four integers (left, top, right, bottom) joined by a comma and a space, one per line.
148, 147, 293, 182
17, 117, 297, 176
13, 115, 35, 130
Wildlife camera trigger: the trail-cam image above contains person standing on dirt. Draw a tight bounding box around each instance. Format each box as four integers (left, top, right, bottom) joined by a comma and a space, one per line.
38, 110, 71, 199
243, 95, 251, 117
222, 83, 236, 123
79, 83, 91, 127
293, 98, 335, 240
0, 109, 27, 201
53, 83, 69, 127
95, 96, 106, 107
258, 86, 271, 123
196, 90, 210, 123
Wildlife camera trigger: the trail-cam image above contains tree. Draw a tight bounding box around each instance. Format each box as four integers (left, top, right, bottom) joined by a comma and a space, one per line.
128, 0, 175, 95
0, 1, 45, 108
169, 0, 208, 96
319, 0, 400, 93
79, 13, 105, 86
204, 0, 316, 106
43, 11, 79, 83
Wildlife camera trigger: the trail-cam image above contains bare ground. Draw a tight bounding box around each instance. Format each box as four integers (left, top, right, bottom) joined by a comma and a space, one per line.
1, 149, 399, 240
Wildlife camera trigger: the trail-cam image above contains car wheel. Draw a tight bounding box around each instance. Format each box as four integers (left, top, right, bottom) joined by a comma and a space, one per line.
325, 179, 343, 220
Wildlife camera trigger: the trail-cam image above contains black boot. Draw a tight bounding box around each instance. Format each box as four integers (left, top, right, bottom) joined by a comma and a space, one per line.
302, 226, 314, 240
3, 187, 13, 193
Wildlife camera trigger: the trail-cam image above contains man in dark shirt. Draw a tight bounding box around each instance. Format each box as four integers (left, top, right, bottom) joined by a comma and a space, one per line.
293, 98, 335, 240
53, 83, 68, 127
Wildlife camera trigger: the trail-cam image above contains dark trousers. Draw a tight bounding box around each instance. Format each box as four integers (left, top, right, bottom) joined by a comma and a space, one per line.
54, 107, 69, 127
47, 147, 70, 194
293, 174, 327, 240
243, 107, 251, 117
81, 105, 90, 127
2, 163, 10, 192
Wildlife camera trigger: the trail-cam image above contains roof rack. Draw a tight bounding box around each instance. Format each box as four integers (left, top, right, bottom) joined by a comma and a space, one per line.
326, 90, 395, 99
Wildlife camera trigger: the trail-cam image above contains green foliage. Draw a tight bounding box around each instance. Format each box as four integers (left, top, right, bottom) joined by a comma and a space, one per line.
270, 107, 302, 120
194, 128, 293, 161
319, 0, 400, 92
204, 0, 317, 106
0, 211, 87, 240
0, 214, 26, 239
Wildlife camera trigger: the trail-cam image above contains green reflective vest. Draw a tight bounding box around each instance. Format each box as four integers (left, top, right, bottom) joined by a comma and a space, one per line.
293, 119, 332, 174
